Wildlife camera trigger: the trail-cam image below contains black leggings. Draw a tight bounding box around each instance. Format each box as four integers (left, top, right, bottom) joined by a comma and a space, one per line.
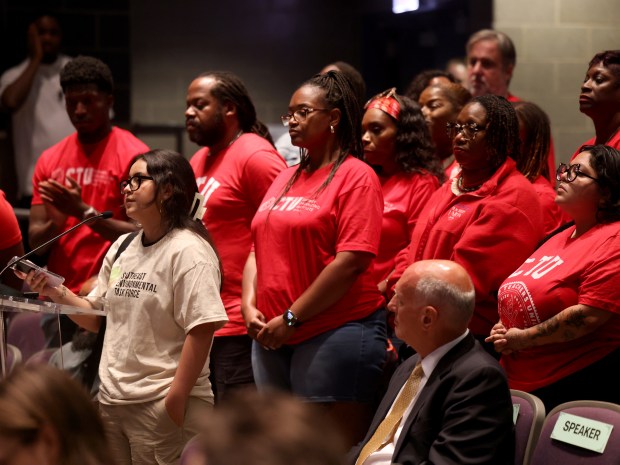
531, 346, 620, 412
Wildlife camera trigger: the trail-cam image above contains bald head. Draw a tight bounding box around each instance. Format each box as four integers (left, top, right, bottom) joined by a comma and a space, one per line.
391, 260, 475, 355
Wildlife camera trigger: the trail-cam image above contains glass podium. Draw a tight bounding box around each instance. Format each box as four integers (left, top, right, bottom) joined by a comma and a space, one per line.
0, 294, 107, 376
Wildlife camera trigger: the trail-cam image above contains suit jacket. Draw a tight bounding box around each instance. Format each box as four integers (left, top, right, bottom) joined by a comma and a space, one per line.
349, 334, 514, 465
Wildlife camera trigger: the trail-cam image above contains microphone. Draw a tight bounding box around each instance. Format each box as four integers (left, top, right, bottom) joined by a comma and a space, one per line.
0, 210, 113, 280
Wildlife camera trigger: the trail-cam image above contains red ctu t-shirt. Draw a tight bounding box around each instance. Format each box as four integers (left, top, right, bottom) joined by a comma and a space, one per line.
190, 133, 286, 337
498, 223, 620, 392
392, 158, 544, 336
252, 156, 385, 344
31, 128, 148, 292
372, 171, 439, 283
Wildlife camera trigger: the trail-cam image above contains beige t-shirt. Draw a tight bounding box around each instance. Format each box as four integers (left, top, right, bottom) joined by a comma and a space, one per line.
87, 229, 227, 405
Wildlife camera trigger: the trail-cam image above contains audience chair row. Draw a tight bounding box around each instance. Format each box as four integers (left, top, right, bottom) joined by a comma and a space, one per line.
512, 389, 620, 465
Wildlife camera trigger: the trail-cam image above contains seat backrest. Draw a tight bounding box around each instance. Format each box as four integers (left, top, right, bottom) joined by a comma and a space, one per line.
6, 312, 46, 361
529, 400, 620, 465
511, 389, 546, 465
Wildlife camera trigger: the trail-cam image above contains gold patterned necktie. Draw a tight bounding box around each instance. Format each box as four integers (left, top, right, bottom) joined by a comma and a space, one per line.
355, 362, 424, 465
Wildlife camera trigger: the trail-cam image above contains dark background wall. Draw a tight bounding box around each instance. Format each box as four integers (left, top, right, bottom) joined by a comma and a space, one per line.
0, 0, 491, 186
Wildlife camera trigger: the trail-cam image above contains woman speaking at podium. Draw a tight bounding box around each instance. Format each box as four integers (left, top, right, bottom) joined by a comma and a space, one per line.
16, 149, 227, 465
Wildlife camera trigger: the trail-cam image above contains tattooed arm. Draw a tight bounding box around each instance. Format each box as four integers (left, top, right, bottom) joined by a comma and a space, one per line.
487, 304, 612, 354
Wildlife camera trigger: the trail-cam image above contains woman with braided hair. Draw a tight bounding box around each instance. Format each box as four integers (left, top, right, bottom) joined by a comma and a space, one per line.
512, 100, 570, 235
242, 71, 387, 447
390, 94, 544, 353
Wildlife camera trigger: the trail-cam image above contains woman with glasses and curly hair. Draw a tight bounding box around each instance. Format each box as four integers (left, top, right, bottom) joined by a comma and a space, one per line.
16, 149, 227, 465
241, 71, 386, 447
361, 88, 443, 293
487, 144, 620, 411
390, 95, 544, 353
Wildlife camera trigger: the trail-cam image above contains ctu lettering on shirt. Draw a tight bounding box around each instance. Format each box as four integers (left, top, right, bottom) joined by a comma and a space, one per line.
257, 196, 321, 213
196, 176, 221, 203
49, 166, 117, 187
508, 255, 564, 279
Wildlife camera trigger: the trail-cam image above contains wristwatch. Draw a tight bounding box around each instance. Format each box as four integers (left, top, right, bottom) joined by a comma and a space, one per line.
82, 206, 99, 220
283, 309, 301, 328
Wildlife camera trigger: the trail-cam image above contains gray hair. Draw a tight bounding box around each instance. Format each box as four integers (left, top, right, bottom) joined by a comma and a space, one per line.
466, 29, 516, 70
415, 276, 475, 327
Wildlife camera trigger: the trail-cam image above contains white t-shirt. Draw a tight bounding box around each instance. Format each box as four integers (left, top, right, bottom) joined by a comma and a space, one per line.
86, 228, 228, 405
0, 55, 74, 197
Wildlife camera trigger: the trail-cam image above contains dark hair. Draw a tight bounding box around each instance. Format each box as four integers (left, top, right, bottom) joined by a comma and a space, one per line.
0, 365, 111, 465
405, 69, 456, 101
388, 94, 445, 181
130, 149, 221, 266
471, 94, 520, 170
466, 29, 517, 70
60, 55, 113, 94
279, 71, 363, 198
199, 71, 274, 145
512, 101, 551, 181
587, 50, 620, 84
325, 61, 367, 107
433, 82, 472, 109
579, 144, 620, 223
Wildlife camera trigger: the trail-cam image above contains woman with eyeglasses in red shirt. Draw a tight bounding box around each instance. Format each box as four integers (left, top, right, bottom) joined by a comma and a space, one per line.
390, 94, 544, 354
488, 144, 620, 411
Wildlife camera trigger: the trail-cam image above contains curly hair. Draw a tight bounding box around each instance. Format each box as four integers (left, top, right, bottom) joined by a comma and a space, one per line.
512, 101, 551, 181
60, 55, 113, 94
472, 94, 520, 171
579, 144, 620, 223
587, 50, 620, 85
199, 71, 273, 145
389, 94, 445, 182
279, 70, 362, 199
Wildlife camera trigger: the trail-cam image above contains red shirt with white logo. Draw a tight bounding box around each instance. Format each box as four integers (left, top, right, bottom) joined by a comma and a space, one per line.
32, 128, 148, 292
372, 171, 439, 283
498, 222, 620, 391
392, 158, 544, 336
191, 133, 286, 337
251, 156, 384, 344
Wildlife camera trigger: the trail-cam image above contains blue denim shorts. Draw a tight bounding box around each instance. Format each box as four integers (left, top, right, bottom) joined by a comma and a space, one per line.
252, 308, 387, 403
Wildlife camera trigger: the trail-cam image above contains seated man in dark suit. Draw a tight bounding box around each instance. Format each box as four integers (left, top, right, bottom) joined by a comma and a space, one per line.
349, 260, 514, 465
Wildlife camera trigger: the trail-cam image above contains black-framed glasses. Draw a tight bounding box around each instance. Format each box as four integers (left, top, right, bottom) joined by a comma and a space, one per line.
556, 163, 599, 183
281, 108, 329, 127
120, 174, 154, 194
364, 87, 398, 109
446, 122, 487, 141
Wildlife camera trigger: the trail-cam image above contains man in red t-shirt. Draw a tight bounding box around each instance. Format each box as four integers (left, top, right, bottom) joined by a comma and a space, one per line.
29, 56, 146, 344
185, 71, 286, 401
466, 29, 555, 180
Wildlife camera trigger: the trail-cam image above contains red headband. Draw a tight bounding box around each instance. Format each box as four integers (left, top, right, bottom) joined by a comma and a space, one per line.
366, 97, 401, 120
